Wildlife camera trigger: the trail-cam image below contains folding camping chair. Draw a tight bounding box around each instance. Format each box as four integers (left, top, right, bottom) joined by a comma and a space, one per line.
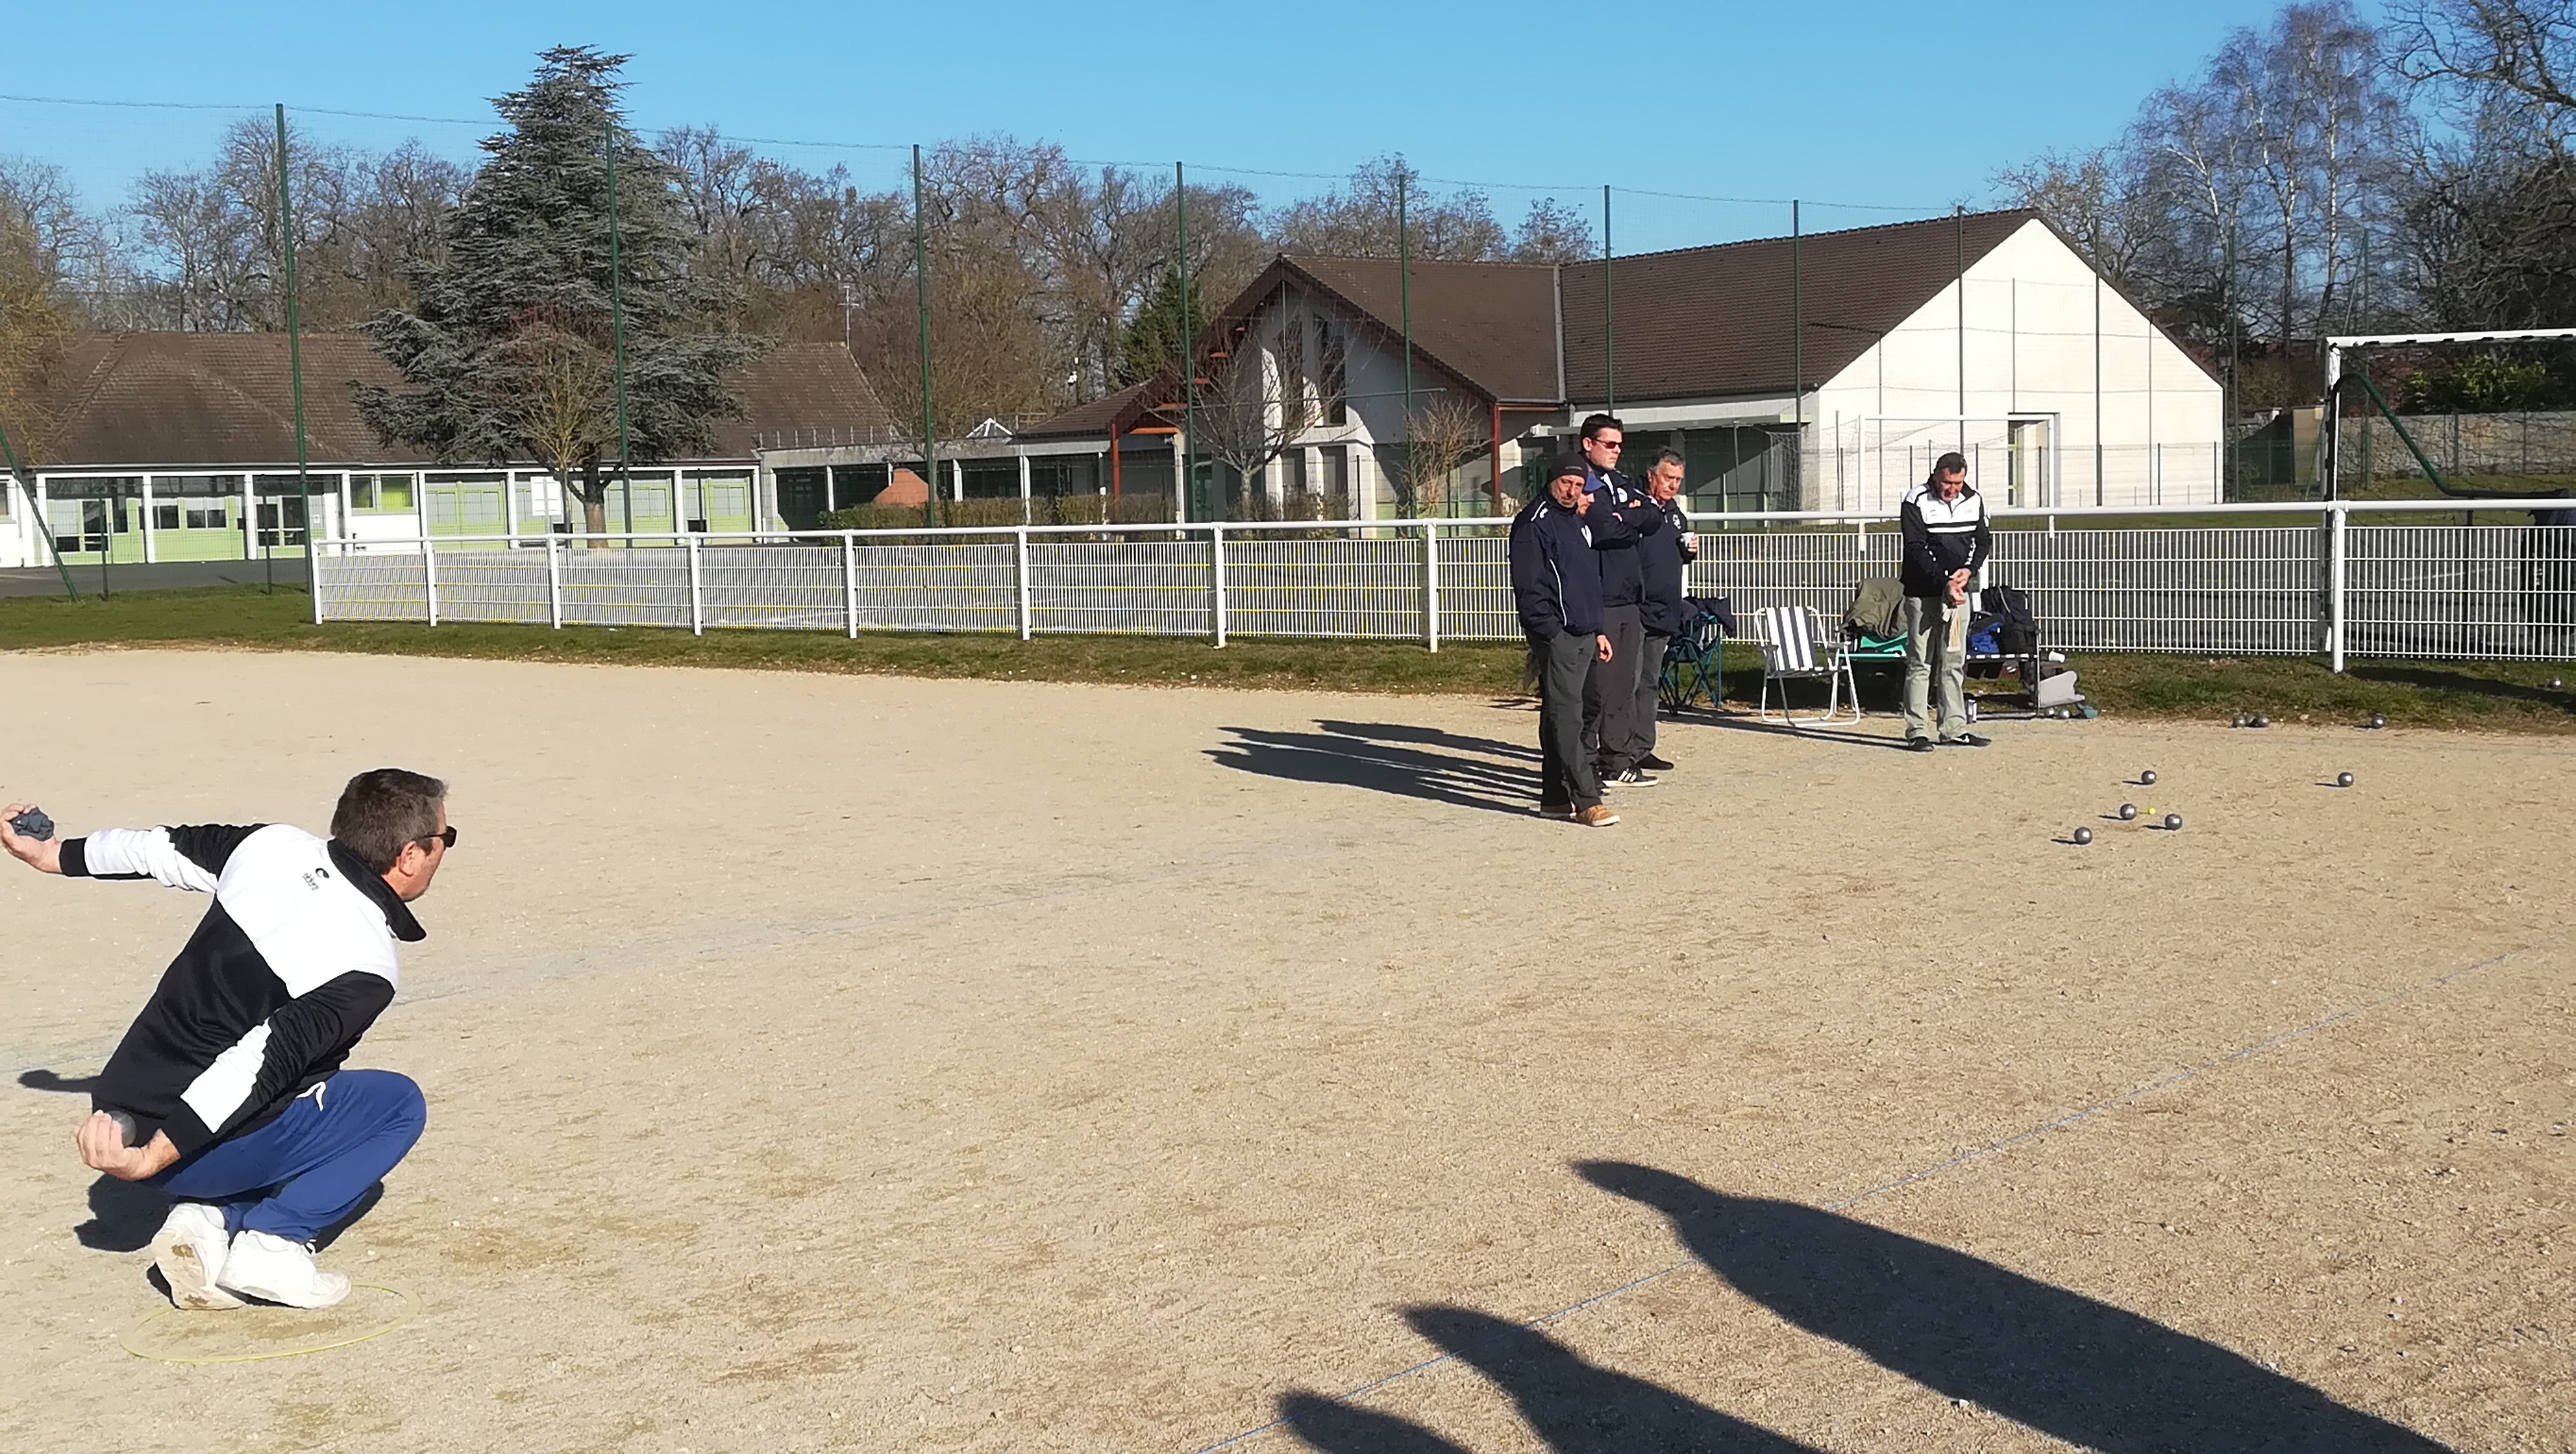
1658, 603, 1729, 712
1753, 604, 1861, 726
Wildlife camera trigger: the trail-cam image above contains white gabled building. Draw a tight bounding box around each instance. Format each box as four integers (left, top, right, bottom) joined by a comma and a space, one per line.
1019, 210, 2224, 519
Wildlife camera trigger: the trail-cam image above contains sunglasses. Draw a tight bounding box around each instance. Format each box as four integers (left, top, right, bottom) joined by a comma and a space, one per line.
418, 825, 458, 850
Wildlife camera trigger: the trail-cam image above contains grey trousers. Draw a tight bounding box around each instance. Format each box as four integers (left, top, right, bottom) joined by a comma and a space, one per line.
1626, 631, 1672, 763
1581, 603, 1645, 774
1532, 630, 1603, 807
1902, 593, 1970, 741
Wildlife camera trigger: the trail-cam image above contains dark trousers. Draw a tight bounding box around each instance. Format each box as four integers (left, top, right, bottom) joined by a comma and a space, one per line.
1582, 603, 1645, 774
154, 1070, 427, 1243
1532, 630, 1602, 807
1626, 630, 1672, 762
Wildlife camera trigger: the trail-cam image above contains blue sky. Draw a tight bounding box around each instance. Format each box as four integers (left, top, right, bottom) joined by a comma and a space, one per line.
8, 0, 2322, 252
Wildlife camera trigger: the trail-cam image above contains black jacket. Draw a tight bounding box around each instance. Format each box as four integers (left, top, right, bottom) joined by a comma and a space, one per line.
1581, 465, 1665, 607
1898, 484, 1992, 598
1511, 494, 1609, 637
66, 823, 423, 1155
1637, 495, 1698, 635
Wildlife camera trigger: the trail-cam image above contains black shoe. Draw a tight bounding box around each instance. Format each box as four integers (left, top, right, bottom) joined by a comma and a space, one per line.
1609, 767, 1661, 787
1538, 800, 1574, 817
1637, 754, 1676, 772
1940, 732, 1992, 748
1905, 736, 1937, 752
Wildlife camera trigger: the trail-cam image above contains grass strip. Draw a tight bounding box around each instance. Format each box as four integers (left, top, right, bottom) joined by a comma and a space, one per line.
3, 584, 2569, 733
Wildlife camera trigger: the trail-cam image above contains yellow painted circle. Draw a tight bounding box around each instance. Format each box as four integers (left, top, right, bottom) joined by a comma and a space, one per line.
121, 1283, 416, 1364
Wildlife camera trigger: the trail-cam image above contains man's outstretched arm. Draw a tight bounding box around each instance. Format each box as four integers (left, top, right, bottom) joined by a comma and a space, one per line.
2, 809, 263, 891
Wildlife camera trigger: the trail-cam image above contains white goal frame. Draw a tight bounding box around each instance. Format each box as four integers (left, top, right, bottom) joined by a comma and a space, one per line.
2323, 328, 2576, 499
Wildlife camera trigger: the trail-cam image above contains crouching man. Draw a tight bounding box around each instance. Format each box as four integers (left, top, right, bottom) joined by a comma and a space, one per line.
0, 769, 452, 1309
1511, 454, 1620, 826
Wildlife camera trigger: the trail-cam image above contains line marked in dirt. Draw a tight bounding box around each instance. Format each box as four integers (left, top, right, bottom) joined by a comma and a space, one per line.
1187, 927, 2571, 1453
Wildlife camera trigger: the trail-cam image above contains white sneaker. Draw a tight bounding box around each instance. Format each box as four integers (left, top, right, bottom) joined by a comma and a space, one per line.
217, 1229, 351, 1309
150, 1202, 244, 1311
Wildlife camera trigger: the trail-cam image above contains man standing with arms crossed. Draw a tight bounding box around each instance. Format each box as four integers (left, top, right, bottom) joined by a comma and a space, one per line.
1627, 449, 1698, 774
1, 769, 452, 1309
1898, 451, 1993, 750
1511, 455, 1620, 826
1568, 414, 1665, 787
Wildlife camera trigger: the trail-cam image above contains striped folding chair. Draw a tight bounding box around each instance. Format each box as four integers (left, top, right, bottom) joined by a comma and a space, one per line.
1754, 604, 1861, 726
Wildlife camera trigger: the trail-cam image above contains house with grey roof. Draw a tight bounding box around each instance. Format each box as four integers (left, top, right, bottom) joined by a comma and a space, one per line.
0, 332, 893, 569
1015, 209, 2223, 520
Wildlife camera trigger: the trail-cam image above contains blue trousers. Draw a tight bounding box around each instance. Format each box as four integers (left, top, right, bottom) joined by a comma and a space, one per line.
153, 1070, 427, 1244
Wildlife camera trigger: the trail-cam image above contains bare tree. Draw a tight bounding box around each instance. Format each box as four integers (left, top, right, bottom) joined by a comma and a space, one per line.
1187, 292, 1350, 517
1271, 155, 1508, 261
1381, 392, 1491, 518
1509, 197, 1598, 263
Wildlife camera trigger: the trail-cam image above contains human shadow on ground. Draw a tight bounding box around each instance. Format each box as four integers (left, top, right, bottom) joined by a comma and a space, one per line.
1276, 1307, 1827, 1454
1577, 1161, 2451, 1453
1672, 713, 1920, 752
78, 1175, 167, 1251
19, 1068, 103, 1094
1313, 719, 1541, 763
1209, 726, 1536, 817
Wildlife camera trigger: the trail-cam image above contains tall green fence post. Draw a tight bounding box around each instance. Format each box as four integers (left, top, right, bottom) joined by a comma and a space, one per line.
608, 117, 634, 536
277, 105, 317, 621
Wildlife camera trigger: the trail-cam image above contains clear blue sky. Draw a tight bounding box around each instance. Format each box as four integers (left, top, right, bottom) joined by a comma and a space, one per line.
6, 0, 2341, 253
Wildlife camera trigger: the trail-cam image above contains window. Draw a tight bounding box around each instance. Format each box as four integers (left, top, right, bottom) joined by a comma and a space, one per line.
353, 474, 415, 511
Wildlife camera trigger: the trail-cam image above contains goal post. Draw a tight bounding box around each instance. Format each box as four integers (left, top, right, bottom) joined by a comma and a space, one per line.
2324, 328, 2576, 500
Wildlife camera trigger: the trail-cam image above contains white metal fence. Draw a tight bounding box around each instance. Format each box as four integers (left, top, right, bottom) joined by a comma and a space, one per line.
312, 500, 2576, 667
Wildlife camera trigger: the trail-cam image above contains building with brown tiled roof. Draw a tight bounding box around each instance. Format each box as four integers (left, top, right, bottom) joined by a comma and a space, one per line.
1017, 210, 2222, 520
0, 332, 895, 567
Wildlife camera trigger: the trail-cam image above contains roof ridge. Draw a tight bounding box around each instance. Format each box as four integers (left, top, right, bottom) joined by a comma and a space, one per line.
1579, 208, 2039, 266
51, 333, 134, 456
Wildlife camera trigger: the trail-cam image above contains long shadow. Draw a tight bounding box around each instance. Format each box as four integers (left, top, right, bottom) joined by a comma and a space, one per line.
1315, 719, 1542, 762
78, 1175, 166, 1251
18, 1068, 101, 1094
2347, 663, 2576, 713
1578, 1161, 2450, 1453
1276, 1307, 1826, 1454
1209, 726, 1537, 817
1679, 714, 1918, 752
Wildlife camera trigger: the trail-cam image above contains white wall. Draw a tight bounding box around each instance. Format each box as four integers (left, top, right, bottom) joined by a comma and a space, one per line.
1814, 219, 2224, 513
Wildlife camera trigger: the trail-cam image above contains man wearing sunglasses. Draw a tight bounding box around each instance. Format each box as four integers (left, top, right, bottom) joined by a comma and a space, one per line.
1, 768, 452, 1310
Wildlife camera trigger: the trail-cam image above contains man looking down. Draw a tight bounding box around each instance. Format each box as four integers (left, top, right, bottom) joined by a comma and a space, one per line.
1, 769, 452, 1309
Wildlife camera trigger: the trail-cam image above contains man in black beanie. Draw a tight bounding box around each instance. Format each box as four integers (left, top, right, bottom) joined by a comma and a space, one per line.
1511, 454, 1621, 826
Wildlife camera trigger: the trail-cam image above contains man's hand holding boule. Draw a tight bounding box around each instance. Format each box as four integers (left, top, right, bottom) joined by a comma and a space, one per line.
1, 802, 63, 874
76, 1110, 178, 1181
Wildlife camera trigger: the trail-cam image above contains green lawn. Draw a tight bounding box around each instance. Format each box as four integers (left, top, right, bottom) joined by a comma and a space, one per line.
3, 584, 2570, 733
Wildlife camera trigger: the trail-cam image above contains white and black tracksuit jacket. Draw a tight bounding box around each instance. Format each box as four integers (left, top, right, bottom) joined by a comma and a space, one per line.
65, 825, 423, 1155
1898, 484, 1993, 598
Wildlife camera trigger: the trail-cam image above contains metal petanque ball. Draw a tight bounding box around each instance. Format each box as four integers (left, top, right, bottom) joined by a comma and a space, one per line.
2231, 713, 2249, 728
2250, 715, 2270, 728
2551, 678, 2565, 691
2162, 812, 2183, 831
2336, 771, 2355, 787
2073, 827, 2094, 845
2118, 803, 2138, 820
2140, 769, 2158, 785
2368, 713, 2386, 730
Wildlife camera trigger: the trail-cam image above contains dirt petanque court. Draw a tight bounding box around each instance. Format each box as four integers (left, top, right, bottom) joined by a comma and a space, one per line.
1, 648, 2567, 1453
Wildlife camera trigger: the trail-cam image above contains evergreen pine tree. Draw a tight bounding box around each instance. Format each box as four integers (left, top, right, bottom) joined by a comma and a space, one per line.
356, 46, 765, 534
1116, 265, 1206, 388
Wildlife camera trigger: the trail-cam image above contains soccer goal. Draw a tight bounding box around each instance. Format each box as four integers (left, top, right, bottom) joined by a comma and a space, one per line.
2324, 328, 2576, 502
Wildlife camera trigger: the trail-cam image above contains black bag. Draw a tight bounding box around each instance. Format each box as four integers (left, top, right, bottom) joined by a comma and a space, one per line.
1983, 583, 2038, 655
